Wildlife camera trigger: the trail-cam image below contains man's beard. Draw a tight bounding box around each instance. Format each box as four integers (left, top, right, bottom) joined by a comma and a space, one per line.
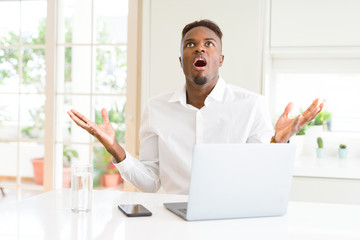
194, 76, 208, 86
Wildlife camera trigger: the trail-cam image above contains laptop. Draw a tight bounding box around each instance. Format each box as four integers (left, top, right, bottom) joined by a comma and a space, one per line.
164, 143, 296, 221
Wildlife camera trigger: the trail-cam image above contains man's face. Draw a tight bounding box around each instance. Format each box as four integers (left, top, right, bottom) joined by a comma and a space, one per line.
179, 26, 224, 86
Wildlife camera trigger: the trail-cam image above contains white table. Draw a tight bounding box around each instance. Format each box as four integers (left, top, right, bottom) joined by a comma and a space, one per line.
0, 189, 359, 240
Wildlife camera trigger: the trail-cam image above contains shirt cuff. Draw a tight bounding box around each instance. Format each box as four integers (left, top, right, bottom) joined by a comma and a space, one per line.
112, 150, 135, 173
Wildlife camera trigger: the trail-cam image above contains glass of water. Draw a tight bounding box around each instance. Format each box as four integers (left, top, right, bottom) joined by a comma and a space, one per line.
71, 163, 93, 213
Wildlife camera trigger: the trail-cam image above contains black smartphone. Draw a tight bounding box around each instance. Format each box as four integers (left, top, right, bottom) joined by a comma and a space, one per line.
118, 204, 152, 217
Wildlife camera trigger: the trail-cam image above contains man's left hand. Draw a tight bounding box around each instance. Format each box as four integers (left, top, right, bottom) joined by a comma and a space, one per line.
274, 98, 325, 143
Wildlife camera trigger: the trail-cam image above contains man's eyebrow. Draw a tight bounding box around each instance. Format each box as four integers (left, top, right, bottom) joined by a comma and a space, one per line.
204, 38, 217, 42
183, 38, 195, 43
183, 37, 217, 43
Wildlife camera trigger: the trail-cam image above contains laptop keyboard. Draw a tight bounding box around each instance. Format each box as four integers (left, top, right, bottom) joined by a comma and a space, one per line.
178, 208, 187, 215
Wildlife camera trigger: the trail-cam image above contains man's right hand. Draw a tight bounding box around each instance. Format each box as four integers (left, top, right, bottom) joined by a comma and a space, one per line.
67, 108, 126, 163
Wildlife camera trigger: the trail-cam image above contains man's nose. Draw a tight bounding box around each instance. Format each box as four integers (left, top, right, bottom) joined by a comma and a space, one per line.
194, 45, 205, 53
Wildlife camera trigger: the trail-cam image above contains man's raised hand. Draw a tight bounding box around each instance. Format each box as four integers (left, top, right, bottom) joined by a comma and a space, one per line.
274, 98, 325, 143
67, 108, 116, 149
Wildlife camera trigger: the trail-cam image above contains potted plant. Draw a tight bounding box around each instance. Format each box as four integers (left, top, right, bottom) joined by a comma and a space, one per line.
338, 144, 348, 159
338, 144, 349, 168
20, 105, 45, 185
31, 157, 44, 185
316, 137, 325, 158
93, 146, 123, 188
93, 105, 125, 188
103, 162, 123, 188
29, 145, 78, 186
316, 137, 326, 167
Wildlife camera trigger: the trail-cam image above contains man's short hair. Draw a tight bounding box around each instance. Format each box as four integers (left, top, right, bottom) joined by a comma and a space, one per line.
181, 19, 223, 42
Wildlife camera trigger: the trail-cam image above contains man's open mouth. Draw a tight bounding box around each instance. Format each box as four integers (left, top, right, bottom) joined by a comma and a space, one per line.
193, 56, 207, 70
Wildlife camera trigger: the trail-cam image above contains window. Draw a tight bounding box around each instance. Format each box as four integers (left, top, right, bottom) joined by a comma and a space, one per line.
0, 0, 130, 200
269, 58, 360, 132
0, 0, 47, 198
55, 0, 129, 189
267, 56, 360, 174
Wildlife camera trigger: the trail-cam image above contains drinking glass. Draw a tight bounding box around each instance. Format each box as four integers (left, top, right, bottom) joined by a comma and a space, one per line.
71, 163, 93, 212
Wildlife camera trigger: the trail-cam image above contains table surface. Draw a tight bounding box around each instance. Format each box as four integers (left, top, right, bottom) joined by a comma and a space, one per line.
0, 189, 360, 240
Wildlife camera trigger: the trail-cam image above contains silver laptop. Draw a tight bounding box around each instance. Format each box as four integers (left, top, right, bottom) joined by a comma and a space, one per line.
164, 143, 296, 221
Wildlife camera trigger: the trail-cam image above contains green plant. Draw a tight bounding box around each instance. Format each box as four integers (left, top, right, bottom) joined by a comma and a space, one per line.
106, 163, 118, 174
296, 121, 312, 136
0, 18, 46, 91
2, 20, 47, 136
296, 127, 306, 135
323, 111, 332, 123
313, 112, 324, 126
63, 145, 79, 167
317, 137, 324, 148
311, 111, 332, 126
93, 146, 119, 187
94, 104, 125, 143
94, 147, 110, 173
93, 147, 117, 175
339, 144, 347, 149
21, 105, 45, 139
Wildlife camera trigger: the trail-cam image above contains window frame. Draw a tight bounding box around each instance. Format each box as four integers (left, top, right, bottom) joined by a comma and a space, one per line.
0, 0, 139, 197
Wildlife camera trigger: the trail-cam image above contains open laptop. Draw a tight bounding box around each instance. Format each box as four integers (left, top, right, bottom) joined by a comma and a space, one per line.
164, 143, 296, 221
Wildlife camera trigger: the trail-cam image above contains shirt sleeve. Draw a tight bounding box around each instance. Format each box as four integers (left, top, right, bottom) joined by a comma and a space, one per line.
113, 104, 161, 192
246, 96, 274, 143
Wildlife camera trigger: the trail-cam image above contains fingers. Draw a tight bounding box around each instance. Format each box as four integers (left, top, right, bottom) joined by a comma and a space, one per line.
282, 102, 294, 118
67, 109, 93, 134
72, 109, 91, 124
101, 108, 109, 123
300, 99, 326, 125
67, 110, 86, 128
302, 98, 320, 117
299, 108, 319, 126
318, 101, 325, 112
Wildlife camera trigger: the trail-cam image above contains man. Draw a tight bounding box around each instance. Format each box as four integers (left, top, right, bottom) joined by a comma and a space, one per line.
68, 20, 323, 194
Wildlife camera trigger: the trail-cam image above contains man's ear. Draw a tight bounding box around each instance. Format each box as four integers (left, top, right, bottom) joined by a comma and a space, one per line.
219, 55, 224, 67
179, 56, 183, 68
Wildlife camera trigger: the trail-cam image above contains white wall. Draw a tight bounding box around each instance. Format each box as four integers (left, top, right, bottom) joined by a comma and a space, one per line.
142, 0, 265, 107
270, 0, 360, 205
271, 0, 360, 47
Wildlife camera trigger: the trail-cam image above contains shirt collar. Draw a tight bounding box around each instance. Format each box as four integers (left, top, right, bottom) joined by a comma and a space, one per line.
206, 76, 226, 104
168, 76, 226, 106
168, 85, 187, 105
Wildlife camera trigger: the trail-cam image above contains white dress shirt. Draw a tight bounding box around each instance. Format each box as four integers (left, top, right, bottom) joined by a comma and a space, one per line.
114, 77, 274, 194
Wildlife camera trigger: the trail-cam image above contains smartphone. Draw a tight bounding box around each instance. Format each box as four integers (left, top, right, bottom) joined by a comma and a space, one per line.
118, 204, 152, 217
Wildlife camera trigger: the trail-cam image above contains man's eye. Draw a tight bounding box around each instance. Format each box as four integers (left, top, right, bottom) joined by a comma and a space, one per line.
186, 42, 194, 47
205, 42, 214, 47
